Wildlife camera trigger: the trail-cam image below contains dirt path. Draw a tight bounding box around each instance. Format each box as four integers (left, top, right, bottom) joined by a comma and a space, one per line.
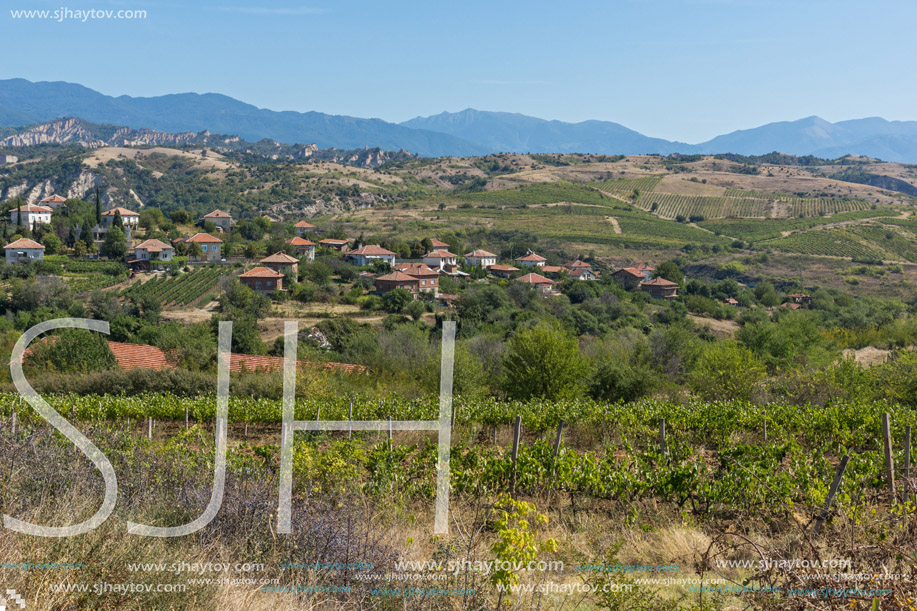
605, 216, 622, 234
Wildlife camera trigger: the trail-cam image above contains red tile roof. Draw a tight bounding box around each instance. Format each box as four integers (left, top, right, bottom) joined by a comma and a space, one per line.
320, 238, 349, 245
487, 264, 519, 272
39, 194, 67, 204
570, 268, 595, 278
101, 207, 139, 217
516, 252, 546, 262
203, 209, 231, 218
294, 220, 316, 228
375, 271, 420, 282
430, 239, 450, 248
4, 238, 44, 250
465, 249, 496, 257
186, 232, 222, 243
347, 245, 396, 256
516, 272, 554, 285
541, 265, 565, 274
565, 260, 592, 269
134, 239, 172, 252
642, 277, 678, 287
240, 266, 285, 279
394, 262, 438, 276
613, 267, 645, 279
108, 341, 171, 370
424, 250, 457, 258
288, 237, 316, 246
260, 252, 299, 264
13, 204, 52, 213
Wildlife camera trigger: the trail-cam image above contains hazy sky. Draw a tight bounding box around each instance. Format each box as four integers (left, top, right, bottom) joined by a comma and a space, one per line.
2, 0, 915, 142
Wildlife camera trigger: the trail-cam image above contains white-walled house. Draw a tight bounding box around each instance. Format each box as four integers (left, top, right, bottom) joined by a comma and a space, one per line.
10, 204, 52, 226
516, 251, 546, 268
422, 250, 458, 270
5, 238, 45, 264
133, 239, 174, 262
464, 249, 497, 269
346, 245, 396, 267
101, 207, 140, 228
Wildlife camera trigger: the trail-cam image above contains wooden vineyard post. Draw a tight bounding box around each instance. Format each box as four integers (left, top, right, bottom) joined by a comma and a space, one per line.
185, 406, 189, 430
510, 416, 522, 496
905, 425, 913, 504
659, 419, 667, 457
813, 455, 849, 535
551, 420, 564, 476
387, 416, 393, 450
882, 412, 896, 503
348, 399, 353, 440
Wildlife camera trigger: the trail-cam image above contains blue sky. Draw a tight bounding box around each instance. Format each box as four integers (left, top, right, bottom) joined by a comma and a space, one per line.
2, 0, 915, 142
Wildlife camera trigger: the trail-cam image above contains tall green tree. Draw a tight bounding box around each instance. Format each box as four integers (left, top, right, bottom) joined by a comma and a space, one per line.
501, 322, 586, 400
100, 225, 127, 260
95, 187, 102, 226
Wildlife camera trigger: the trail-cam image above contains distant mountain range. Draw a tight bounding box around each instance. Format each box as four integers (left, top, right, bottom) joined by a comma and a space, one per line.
4, 78, 917, 161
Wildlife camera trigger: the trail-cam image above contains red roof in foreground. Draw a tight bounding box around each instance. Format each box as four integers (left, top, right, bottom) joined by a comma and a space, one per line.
108, 341, 171, 370
4, 238, 44, 250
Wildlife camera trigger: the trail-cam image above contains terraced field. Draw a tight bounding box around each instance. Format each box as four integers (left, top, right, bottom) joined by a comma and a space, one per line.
760, 228, 890, 260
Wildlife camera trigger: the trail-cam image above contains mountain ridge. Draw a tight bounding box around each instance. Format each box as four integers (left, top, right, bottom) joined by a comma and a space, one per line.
4, 79, 917, 161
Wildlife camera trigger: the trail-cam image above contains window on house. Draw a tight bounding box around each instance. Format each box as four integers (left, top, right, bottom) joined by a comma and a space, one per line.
255, 281, 262, 290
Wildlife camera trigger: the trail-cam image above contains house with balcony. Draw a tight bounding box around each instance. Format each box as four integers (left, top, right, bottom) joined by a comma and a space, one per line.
5, 238, 45, 264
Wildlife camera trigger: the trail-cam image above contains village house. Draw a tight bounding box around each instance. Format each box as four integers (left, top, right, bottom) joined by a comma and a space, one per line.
39, 194, 68, 209
515, 251, 546, 268
640, 277, 679, 299
422, 250, 457, 270
346, 244, 397, 267
570, 268, 597, 281
541, 265, 565, 275
787, 293, 812, 306
487, 264, 519, 279
239, 267, 284, 294
516, 272, 556, 294
260, 251, 299, 277
101, 207, 140, 228
635, 263, 655, 282
394, 262, 439, 295
612, 267, 646, 289
185, 232, 223, 262
374, 271, 420, 296
288, 237, 316, 261
4, 238, 45, 264
319, 238, 350, 252
10, 204, 52, 226
564, 260, 593, 273
203, 209, 232, 232
464, 249, 497, 269
294, 220, 316, 236
724, 298, 739, 306
429, 239, 451, 252
133, 239, 174, 262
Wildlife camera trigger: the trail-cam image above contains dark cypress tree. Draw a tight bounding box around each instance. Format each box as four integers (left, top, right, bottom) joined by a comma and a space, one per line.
95, 187, 102, 226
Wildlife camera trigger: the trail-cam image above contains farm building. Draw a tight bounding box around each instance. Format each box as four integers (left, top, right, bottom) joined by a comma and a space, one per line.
4, 238, 45, 265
